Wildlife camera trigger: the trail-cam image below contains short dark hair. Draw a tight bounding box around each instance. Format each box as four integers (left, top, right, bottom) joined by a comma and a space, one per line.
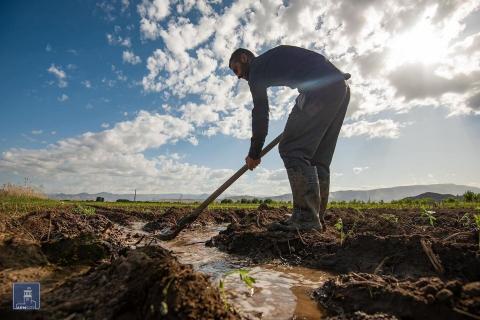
229, 48, 255, 68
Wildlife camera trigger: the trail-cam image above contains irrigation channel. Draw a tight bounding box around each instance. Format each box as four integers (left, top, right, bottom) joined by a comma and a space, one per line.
124, 221, 331, 319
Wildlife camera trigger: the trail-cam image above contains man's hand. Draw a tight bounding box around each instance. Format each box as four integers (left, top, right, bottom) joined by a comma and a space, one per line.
245, 156, 261, 170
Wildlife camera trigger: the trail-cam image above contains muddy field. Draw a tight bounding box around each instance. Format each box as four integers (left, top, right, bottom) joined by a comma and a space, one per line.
0, 205, 479, 319
0, 207, 238, 319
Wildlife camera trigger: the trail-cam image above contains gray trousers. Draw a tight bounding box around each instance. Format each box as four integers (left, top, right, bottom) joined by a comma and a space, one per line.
279, 81, 350, 180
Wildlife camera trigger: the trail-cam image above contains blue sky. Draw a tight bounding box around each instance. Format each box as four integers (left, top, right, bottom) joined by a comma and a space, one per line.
1, 0, 479, 195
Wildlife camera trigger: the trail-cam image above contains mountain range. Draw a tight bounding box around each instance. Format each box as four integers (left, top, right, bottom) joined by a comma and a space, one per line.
48, 183, 480, 202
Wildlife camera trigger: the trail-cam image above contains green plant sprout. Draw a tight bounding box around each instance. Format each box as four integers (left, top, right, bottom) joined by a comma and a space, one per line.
334, 218, 345, 245
219, 269, 257, 311
473, 214, 480, 250
225, 269, 256, 294
346, 221, 357, 239
459, 212, 471, 227
218, 278, 231, 311
160, 277, 174, 316
420, 208, 436, 226
73, 205, 96, 215
380, 213, 398, 224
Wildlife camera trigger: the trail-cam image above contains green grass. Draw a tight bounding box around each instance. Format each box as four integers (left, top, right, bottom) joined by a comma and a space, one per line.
1, 194, 480, 217
0, 195, 67, 217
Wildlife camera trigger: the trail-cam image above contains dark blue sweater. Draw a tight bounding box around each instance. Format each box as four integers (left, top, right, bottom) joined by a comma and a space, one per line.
247, 45, 346, 159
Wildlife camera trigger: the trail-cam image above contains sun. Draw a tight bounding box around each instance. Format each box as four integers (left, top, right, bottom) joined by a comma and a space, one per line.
387, 20, 448, 69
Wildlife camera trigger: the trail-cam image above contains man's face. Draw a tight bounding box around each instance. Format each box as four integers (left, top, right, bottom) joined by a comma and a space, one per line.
229, 54, 249, 80
230, 61, 248, 80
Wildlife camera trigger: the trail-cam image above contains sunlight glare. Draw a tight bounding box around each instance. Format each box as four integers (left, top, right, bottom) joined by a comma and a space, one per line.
387, 21, 448, 69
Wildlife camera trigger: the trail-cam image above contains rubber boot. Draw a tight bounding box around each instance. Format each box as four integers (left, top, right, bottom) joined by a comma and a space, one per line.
318, 175, 329, 232
269, 166, 322, 231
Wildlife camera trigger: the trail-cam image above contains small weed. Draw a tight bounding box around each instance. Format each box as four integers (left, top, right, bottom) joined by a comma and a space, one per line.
73, 205, 96, 215
334, 218, 345, 245
420, 208, 436, 226
160, 277, 174, 316
225, 269, 256, 294
473, 214, 480, 250
459, 212, 471, 227
218, 279, 232, 312
219, 269, 256, 312
346, 221, 357, 239
380, 213, 398, 224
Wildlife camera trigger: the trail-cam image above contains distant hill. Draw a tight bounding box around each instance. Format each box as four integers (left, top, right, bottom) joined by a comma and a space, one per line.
48, 183, 480, 202
402, 192, 461, 202
48, 192, 210, 202
329, 184, 480, 202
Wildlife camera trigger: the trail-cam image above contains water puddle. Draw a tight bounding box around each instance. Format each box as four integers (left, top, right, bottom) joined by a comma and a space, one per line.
126, 222, 331, 319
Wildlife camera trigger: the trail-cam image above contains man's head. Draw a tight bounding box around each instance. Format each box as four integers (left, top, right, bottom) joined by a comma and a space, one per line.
229, 48, 255, 80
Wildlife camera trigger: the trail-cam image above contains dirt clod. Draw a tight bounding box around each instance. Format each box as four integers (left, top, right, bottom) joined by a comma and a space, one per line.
314, 273, 480, 320
41, 246, 237, 320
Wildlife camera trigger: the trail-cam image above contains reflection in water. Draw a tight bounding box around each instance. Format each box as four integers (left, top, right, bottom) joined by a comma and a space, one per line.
129, 222, 331, 320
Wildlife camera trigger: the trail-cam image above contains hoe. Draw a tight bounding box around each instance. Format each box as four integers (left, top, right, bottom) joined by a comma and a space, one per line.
156, 133, 283, 241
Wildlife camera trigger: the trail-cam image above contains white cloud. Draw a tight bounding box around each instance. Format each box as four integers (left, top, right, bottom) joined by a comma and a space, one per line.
256, 168, 287, 182
353, 166, 369, 175
187, 136, 199, 145
45, 44, 52, 52
0, 111, 240, 194
51, 131, 57, 135
57, 94, 69, 102
122, 50, 142, 65
8, 1, 479, 194
102, 77, 116, 87
97, 1, 116, 21
101, 122, 110, 128
47, 64, 67, 88
137, 0, 171, 40
31, 130, 43, 135
138, 0, 480, 146
121, 0, 130, 12
341, 119, 410, 139
106, 34, 131, 47
180, 102, 219, 126
82, 80, 92, 88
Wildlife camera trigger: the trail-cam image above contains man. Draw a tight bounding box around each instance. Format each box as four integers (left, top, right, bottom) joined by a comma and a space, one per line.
229, 45, 350, 231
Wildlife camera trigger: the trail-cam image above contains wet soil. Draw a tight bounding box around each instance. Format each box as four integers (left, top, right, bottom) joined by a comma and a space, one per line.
209, 208, 479, 278
41, 246, 237, 320
141, 206, 254, 232
205, 207, 480, 319
0, 207, 238, 319
153, 223, 330, 319
314, 273, 480, 320
2, 205, 479, 319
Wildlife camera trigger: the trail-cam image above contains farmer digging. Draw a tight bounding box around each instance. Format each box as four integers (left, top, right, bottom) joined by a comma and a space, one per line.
229, 45, 350, 232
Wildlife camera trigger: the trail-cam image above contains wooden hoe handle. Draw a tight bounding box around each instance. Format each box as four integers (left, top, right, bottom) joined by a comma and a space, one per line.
156, 133, 283, 241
